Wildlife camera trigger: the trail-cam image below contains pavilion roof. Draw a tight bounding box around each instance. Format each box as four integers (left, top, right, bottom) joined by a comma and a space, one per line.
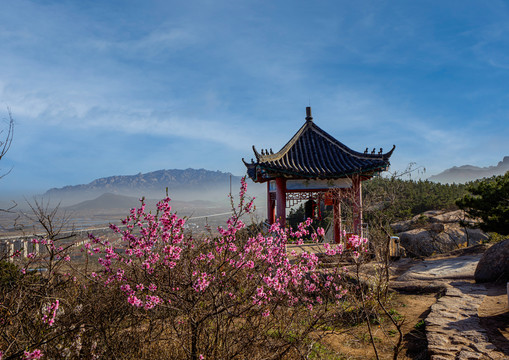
243, 107, 395, 182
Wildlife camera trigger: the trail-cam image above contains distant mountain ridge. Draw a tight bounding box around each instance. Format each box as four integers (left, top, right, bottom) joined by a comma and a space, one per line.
428, 156, 509, 183
44, 168, 244, 205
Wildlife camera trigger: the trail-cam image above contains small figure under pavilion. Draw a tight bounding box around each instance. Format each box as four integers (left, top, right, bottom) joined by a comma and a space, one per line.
243, 107, 395, 243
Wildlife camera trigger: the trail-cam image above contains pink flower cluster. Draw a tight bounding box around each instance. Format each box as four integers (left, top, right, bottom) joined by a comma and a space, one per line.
23, 349, 43, 359
41, 300, 59, 326
27, 238, 68, 262
346, 234, 369, 259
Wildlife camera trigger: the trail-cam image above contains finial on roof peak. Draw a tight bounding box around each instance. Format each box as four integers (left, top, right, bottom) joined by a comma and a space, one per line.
305, 106, 313, 122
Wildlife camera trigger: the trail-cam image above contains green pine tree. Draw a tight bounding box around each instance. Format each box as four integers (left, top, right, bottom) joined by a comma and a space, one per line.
456, 172, 509, 235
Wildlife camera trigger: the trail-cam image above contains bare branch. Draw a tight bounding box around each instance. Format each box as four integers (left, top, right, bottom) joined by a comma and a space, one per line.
0, 107, 14, 179
0, 200, 17, 213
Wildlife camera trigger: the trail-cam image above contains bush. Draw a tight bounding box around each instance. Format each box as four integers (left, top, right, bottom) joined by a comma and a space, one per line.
0, 260, 20, 288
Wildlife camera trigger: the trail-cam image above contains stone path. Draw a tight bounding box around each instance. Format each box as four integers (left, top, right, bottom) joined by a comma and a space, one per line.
393, 255, 507, 359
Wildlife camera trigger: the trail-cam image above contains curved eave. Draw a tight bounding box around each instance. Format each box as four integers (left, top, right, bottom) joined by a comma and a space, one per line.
255, 162, 390, 181
381, 145, 396, 160
242, 158, 258, 182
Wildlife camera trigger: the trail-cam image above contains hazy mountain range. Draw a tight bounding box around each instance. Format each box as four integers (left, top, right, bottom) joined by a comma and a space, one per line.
38, 155, 509, 212
43, 156, 509, 209
1, 170, 250, 233
44, 168, 247, 206
428, 156, 509, 184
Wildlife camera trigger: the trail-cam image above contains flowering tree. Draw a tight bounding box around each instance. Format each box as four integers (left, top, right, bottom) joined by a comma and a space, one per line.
85, 178, 348, 359
1, 179, 382, 359
0, 199, 79, 360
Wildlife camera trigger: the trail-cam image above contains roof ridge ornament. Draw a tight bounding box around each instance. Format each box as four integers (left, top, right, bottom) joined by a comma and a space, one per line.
305, 106, 313, 122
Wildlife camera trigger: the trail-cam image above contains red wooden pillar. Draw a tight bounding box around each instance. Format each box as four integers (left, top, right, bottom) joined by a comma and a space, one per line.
267, 182, 275, 225
352, 175, 363, 237
275, 177, 287, 227
333, 190, 342, 243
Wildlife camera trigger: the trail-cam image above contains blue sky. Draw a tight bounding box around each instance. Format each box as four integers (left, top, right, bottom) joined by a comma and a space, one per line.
1, 0, 508, 197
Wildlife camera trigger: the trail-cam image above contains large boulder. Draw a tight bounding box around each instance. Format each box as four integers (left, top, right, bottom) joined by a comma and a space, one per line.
391, 210, 443, 233
428, 210, 463, 223
398, 229, 436, 257
390, 210, 477, 233
392, 210, 488, 257
398, 223, 488, 257
475, 239, 509, 283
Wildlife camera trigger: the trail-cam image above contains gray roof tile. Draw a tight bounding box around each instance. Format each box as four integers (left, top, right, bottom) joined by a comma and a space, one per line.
243, 108, 395, 182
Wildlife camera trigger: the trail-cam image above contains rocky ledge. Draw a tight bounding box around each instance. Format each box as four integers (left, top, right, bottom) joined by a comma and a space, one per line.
392, 251, 507, 359
391, 210, 488, 257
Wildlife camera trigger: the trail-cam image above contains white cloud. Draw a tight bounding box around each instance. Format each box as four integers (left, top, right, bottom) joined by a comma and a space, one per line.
89, 26, 196, 60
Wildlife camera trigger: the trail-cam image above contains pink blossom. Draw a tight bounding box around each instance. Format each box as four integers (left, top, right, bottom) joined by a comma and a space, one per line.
127, 295, 142, 307
42, 300, 59, 326
24, 350, 43, 359
144, 295, 162, 310
194, 273, 211, 292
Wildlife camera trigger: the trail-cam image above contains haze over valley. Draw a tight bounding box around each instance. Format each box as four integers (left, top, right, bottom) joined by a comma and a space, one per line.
0, 168, 266, 235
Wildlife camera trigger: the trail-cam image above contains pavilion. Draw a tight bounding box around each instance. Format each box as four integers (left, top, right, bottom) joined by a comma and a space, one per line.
243, 107, 395, 242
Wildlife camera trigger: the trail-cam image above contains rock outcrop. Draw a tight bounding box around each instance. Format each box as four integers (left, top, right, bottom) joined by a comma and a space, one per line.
474, 239, 509, 283
393, 254, 506, 359
425, 283, 504, 359
391, 210, 488, 257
